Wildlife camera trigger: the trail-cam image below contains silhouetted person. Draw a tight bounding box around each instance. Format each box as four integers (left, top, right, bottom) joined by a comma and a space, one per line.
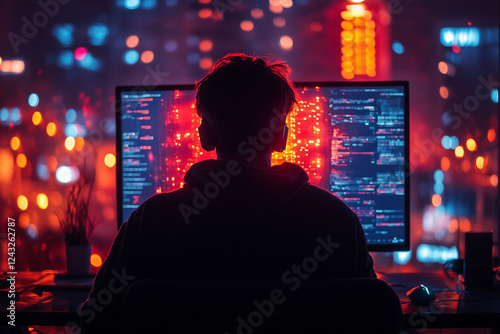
80, 53, 375, 333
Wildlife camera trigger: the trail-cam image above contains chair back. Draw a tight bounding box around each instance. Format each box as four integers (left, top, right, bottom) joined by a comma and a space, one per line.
122, 278, 402, 334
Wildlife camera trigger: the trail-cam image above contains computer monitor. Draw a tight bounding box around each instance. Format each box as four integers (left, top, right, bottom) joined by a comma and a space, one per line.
116, 81, 409, 251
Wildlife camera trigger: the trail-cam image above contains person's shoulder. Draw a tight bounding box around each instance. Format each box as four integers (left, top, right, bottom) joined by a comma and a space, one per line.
296, 183, 357, 218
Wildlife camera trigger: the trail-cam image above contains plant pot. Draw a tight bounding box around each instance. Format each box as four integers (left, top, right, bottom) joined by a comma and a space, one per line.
65, 244, 91, 276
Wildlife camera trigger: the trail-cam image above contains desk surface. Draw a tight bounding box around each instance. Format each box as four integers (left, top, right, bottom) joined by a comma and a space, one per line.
1, 271, 500, 329
379, 271, 500, 329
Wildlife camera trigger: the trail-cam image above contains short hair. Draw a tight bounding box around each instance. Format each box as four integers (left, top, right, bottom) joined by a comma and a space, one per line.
195, 53, 297, 154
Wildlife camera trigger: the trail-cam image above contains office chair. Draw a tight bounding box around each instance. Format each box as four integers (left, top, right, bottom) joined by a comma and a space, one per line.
122, 278, 402, 333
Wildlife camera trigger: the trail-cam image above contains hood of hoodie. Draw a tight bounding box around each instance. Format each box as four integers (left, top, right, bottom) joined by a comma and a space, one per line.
182, 159, 309, 227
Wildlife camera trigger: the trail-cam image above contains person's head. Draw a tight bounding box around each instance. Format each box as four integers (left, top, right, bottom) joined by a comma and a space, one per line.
195, 53, 297, 159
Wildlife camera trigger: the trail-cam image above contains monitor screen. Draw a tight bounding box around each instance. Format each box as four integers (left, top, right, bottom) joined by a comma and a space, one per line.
116, 81, 409, 251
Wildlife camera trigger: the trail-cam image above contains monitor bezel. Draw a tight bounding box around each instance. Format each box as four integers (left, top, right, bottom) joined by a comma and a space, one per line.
116, 81, 410, 252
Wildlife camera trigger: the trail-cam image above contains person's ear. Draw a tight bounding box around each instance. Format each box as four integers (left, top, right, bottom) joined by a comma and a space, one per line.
198, 119, 216, 151
272, 125, 288, 152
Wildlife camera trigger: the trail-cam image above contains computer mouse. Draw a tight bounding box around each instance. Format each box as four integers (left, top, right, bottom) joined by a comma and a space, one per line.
407, 284, 436, 306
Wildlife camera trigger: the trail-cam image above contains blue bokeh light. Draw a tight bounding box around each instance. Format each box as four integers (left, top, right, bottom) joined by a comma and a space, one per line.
66, 108, 77, 123
450, 136, 459, 149
53, 24, 74, 47
88, 24, 109, 46
441, 135, 451, 149
124, 0, 140, 9
124, 50, 139, 65
28, 93, 39, 107
492, 89, 498, 103
434, 169, 444, 183
392, 41, 404, 54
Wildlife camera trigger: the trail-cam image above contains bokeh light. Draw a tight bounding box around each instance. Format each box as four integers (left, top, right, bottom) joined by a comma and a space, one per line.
438, 61, 448, 74
487, 129, 496, 142
11, 136, 20, 151
240, 20, 254, 32
17, 195, 28, 211
466, 138, 476, 151
199, 39, 213, 52
251, 8, 264, 19
124, 50, 139, 65
490, 174, 498, 186
198, 8, 212, 19
32, 111, 42, 125
141, 50, 154, 63
269, 5, 283, 14
16, 153, 27, 168
91, 254, 103, 267
273, 17, 286, 27
74, 47, 88, 61
199, 57, 213, 70
104, 153, 116, 168
431, 194, 442, 207
441, 157, 450, 172
280, 35, 293, 50
19, 213, 30, 228
28, 93, 39, 107
65, 136, 76, 151
310, 21, 323, 32
476, 156, 484, 169
75, 137, 85, 151
392, 41, 404, 54
46, 122, 57, 136
448, 219, 458, 233
280, 0, 293, 8
455, 145, 464, 158
37, 193, 49, 209
439, 86, 449, 99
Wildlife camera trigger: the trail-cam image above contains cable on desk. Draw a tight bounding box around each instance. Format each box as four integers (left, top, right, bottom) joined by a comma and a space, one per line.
389, 283, 411, 290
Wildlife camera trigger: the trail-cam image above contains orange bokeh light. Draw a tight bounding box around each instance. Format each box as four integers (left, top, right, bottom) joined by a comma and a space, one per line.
466, 138, 476, 151
125, 35, 139, 48
431, 194, 442, 207
280, 35, 293, 50
141, 51, 154, 64
438, 61, 448, 74
32, 111, 42, 125
198, 8, 212, 19
455, 145, 464, 158
240, 20, 254, 32
439, 86, 449, 99
490, 174, 498, 187
16, 153, 27, 168
104, 153, 116, 168
487, 129, 496, 142
46, 122, 57, 136
19, 213, 30, 228
199, 39, 213, 52
273, 17, 286, 28
448, 219, 458, 233
441, 157, 450, 171
11, 136, 20, 151
17, 195, 28, 211
199, 57, 213, 70
251, 8, 264, 19
476, 156, 484, 169
91, 254, 103, 267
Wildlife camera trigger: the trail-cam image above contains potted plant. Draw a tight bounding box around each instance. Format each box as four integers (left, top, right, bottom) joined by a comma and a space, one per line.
59, 169, 96, 276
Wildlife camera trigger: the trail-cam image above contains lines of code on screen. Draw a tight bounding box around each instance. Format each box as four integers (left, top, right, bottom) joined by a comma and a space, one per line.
119, 85, 406, 246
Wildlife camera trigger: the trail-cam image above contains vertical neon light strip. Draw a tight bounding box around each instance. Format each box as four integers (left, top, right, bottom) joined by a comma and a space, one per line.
340, 4, 376, 79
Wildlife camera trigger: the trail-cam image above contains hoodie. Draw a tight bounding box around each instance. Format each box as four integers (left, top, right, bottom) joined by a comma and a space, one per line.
80, 160, 375, 333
